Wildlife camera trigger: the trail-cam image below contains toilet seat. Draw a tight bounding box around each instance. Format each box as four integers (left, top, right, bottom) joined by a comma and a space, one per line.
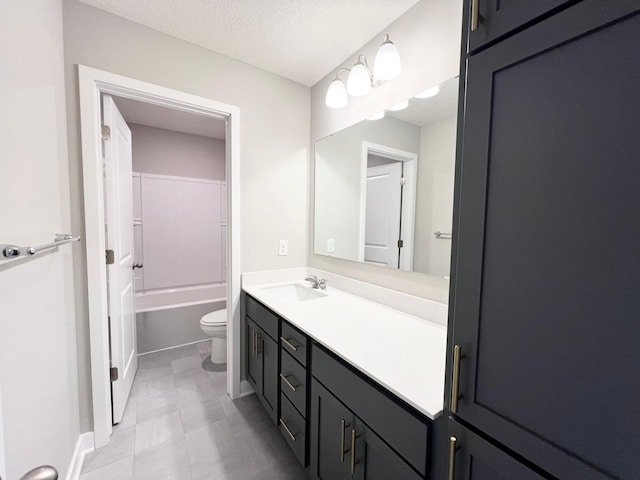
201, 309, 227, 327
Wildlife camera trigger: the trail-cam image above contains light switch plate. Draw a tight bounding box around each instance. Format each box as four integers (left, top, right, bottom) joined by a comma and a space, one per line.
278, 239, 288, 256
327, 238, 335, 253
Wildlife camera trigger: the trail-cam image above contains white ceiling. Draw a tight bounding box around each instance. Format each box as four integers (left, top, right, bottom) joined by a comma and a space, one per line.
78, 0, 420, 87
113, 96, 226, 139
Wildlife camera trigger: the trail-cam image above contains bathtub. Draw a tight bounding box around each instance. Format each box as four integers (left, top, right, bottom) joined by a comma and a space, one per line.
134, 283, 227, 313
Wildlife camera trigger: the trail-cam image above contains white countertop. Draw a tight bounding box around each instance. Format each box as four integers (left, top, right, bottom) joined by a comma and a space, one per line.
242, 269, 448, 420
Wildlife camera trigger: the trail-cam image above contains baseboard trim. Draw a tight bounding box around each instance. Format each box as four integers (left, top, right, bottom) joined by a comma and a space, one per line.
239, 380, 254, 398
66, 432, 94, 480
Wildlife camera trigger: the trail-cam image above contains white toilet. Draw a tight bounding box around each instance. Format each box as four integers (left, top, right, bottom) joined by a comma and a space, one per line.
200, 308, 227, 364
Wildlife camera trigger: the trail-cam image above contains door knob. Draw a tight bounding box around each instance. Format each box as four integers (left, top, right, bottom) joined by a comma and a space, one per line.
19, 465, 58, 480
132, 263, 143, 269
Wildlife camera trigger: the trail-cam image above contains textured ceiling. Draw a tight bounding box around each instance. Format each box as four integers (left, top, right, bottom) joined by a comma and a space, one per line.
78, 0, 420, 86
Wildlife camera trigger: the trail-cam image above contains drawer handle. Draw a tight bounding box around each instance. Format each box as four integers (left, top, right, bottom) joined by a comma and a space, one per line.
448, 436, 460, 480
451, 345, 465, 413
280, 373, 297, 392
340, 419, 348, 462
280, 336, 298, 352
350, 429, 360, 475
471, 0, 479, 31
280, 418, 296, 442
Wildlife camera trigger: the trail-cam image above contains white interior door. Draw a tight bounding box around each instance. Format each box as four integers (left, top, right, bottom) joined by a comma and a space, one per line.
103, 95, 137, 424
364, 162, 403, 267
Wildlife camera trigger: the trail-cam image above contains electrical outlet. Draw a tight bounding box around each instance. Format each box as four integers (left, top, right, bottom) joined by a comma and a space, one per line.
327, 238, 335, 253
278, 239, 288, 256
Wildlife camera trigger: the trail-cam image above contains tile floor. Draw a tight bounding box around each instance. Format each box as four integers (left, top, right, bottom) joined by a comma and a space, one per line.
80, 341, 308, 480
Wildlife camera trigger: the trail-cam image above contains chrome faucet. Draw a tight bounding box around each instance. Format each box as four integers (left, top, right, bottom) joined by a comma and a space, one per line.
305, 275, 328, 290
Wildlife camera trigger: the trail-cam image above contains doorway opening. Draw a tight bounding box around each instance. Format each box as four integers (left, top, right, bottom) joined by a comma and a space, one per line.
359, 142, 417, 270
79, 66, 246, 449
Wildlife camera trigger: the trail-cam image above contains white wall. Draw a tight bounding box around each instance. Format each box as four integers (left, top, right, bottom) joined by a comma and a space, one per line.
62, 0, 310, 431
130, 124, 226, 180
310, 0, 462, 303
315, 116, 420, 260
413, 116, 457, 275
0, 0, 80, 477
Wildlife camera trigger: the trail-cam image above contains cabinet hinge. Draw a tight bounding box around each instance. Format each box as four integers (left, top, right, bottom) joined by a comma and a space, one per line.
397, 239, 404, 248
106, 249, 115, 265
101, 125, 111, 141
110, 367, 119, 382
400, 176, 406, 186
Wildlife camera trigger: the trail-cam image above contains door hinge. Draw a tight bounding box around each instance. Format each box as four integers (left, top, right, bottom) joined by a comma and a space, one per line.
101, 125, 111, 141
106, 249, 115, 265
397, 239, 404, 248
110, 367, 119, 382
400, 176, 406, 186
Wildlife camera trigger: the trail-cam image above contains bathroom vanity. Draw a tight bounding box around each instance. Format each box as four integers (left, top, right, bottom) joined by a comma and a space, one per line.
242, 271, 448, 479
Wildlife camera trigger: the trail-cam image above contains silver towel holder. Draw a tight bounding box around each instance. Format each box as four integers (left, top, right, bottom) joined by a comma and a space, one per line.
1, 234, 81, 261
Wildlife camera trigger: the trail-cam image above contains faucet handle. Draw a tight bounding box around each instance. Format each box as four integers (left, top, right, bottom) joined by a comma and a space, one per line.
318, 278, 328, 290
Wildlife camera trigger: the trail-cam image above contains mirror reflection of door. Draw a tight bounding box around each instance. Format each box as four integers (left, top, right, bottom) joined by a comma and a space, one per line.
364, 157, 403, 268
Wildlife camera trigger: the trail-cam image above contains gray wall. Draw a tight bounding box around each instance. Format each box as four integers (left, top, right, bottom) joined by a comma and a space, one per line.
310, 0, 462, 303
62, 0, 310, 432
130, 124, 226, 180
0, 0, 80, 477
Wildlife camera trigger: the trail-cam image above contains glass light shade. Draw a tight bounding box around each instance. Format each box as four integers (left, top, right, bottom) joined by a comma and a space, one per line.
367, 112, 385, 120
325, 78, 348, 108
347, 63, 372, 96
415, 85, 440, 99
388, 99, 409, 111
373, 37, 401, 81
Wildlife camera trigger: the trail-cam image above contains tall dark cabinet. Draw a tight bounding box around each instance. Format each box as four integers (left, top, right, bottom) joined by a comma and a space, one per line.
447, 1, 640, 479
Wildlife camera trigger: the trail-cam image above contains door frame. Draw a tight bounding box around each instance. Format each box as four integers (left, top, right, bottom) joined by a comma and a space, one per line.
79, 65, 243, 449
359, 141, 417, 270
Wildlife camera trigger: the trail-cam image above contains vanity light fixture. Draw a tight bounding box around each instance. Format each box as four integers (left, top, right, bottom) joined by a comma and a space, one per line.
325, 68, 349, 108
388, 99, 409, 111
325, 34, 401, 108
414, 85, 440, 99
367, 111, 385, 120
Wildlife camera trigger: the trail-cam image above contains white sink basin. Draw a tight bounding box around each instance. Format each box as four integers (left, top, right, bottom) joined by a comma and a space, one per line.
263, 283, 327, 302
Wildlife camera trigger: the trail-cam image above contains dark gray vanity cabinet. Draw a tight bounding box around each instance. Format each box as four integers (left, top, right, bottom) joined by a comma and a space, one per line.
278, 322, 310, 466
466, 0, 576, 53
448, 2, 640, 480
245, 295, 279, 424
309, 344, 429, 480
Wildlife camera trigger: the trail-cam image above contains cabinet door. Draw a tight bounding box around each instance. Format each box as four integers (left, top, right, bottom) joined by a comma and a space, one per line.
352, 419, 422, 480
309, 379, 354, 480
452, 4, 640, 480
246, 319, 262, 391
448, 420, 546, 480
467, 0, 574, 52
260, 331, 278, 424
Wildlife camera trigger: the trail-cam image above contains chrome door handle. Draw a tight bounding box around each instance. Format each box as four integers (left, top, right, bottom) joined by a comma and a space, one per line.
132, 263, 143, 269
20, 466, 58, 480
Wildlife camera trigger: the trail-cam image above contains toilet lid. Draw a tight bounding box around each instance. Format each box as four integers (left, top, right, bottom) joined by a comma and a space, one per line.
201, 309, 227, 326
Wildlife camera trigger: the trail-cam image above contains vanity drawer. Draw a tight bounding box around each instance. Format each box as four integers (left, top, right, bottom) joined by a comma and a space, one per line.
280, 349, 307, 416
280, 321, 308, 366
279, 393, 306, 466
311, 343, 430, 477
246, 294, 278, 341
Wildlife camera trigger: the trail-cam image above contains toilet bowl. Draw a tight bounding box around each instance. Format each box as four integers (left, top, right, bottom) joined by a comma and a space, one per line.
200, 309, 227, 364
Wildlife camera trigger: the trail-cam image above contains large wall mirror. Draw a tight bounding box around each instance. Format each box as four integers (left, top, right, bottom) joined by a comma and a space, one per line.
314, 76, 458, 277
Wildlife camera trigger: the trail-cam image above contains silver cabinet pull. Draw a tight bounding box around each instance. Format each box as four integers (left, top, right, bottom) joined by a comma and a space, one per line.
471, 0, 480, 31
280, 418, 296, 442
280, 336, 298, 352
280, 373, 297, 392
451, 345, 465, 413
448, 436, 458, 480
19, 466, 58, 480
350, 429, 359, 475
340, 419, 349, 462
